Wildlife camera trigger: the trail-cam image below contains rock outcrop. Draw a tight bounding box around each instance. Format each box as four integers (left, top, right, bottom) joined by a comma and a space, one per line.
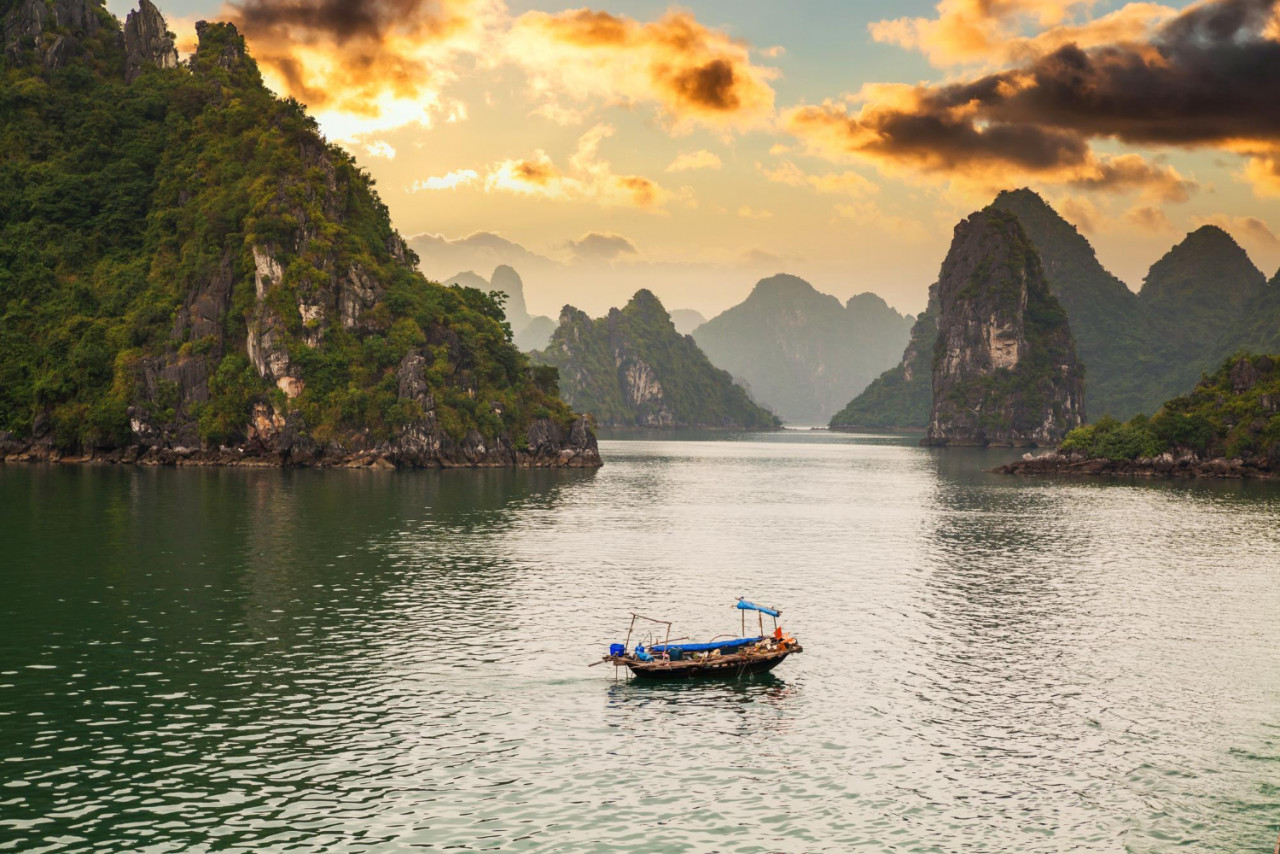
2, 0, 101, 68
123, 0, 177, 82
999, 451, 1276, 480
836, 190, 1280, 429
925, 209, 1085, 447
534, 290, 780, 429
990, 189, 1160, 420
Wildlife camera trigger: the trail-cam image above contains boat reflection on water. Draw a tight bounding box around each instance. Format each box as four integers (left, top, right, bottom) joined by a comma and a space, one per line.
605, 672, 798, 712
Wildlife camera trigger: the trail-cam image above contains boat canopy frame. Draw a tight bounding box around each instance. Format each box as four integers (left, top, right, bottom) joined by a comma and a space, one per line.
737, 597, 781, 638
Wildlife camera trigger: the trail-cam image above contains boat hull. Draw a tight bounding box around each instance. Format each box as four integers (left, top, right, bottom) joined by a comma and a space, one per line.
621, 647, 798, 680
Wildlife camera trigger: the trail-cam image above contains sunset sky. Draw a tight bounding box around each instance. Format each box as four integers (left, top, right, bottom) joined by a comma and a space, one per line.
109, 0, 1280, 319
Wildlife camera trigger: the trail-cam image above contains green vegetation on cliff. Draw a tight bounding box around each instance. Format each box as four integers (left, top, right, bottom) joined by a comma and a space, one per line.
1059, 353, 1280, 464
535, 290, 780, 429
0, 2, 578, 459
1139, 226, 1267, 404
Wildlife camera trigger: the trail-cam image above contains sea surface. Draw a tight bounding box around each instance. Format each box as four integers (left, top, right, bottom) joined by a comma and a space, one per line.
2, 431, 1279, 853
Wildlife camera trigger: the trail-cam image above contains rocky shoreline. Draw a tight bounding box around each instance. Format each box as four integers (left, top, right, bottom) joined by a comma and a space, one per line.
0, 417, 602, 470
998, 450, 1277, 480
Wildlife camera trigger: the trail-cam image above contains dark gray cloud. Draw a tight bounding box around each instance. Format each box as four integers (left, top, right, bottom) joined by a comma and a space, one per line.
786, 0, 1280, 194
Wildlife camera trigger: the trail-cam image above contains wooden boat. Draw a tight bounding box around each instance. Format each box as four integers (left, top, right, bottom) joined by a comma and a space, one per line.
600, 599, 803, 680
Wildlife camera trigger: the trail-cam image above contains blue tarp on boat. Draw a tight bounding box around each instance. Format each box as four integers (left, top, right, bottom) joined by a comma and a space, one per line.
736, 599, 780, 618
650, 636, 765, 654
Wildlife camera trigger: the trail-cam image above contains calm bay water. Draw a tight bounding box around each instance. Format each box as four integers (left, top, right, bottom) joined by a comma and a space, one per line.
2, 431, 1279, 852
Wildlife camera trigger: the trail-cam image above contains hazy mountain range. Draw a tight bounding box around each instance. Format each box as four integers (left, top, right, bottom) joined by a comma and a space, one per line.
692, 275, 914, 424
836, 190, 1279, 429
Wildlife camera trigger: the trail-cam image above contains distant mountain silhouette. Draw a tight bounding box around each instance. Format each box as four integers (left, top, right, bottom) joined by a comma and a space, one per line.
445, 266, 555, 352
691, 275, 913, 424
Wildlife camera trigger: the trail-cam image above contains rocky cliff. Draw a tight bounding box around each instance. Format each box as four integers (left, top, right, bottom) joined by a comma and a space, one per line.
0, 2, 599, 469
123, 0, 177, 83
534, 290, 780, 429
990, 189, 1163, 420
3, 0, 104, 69
692, 274, 913, 424
925, 210, 1085, 447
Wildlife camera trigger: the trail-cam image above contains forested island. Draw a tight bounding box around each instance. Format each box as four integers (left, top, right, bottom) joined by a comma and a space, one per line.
1001, 354, 1280, 479
533, 290, 780, 430
0, 0, 599, 468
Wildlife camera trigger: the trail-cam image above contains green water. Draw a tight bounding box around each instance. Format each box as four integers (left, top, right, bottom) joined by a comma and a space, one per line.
2, 431, 1279, 852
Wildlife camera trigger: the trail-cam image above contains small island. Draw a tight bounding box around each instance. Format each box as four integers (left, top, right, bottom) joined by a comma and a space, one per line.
1000, 354, 1280, 479
533, 290, 780, 430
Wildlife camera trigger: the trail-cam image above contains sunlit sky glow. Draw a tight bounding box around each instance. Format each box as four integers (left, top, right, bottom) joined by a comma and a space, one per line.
111, 0, 1280, 319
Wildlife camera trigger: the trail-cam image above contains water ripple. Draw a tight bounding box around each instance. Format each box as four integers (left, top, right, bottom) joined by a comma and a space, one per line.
1, 436, 1278, 852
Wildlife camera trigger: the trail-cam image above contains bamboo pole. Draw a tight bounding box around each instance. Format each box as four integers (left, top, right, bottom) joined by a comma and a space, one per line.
623, 614, 637, 652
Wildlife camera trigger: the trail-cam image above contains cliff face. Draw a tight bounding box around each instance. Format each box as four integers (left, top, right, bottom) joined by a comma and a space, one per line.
926, 210, 1085, 447
692, 274, 913, 424
3, 0, 104, 69
990, 189, 1161, 420
0, 3, 599, 469
535, 290, 780, 429
123, 0, 177, 83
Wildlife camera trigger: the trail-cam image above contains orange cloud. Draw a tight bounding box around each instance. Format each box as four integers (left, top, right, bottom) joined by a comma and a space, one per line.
667, 150, 723, 172
1057, 195, 1102, 234
1125, 204, 1174, 232
507, 9, 778, 131
869, 0, 1174, 68
1237, 148, 1280, 198
484, 125, 678, 209
762, 160, 879, 197
781, 96, 1193, 199
411, 169, 480, 191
